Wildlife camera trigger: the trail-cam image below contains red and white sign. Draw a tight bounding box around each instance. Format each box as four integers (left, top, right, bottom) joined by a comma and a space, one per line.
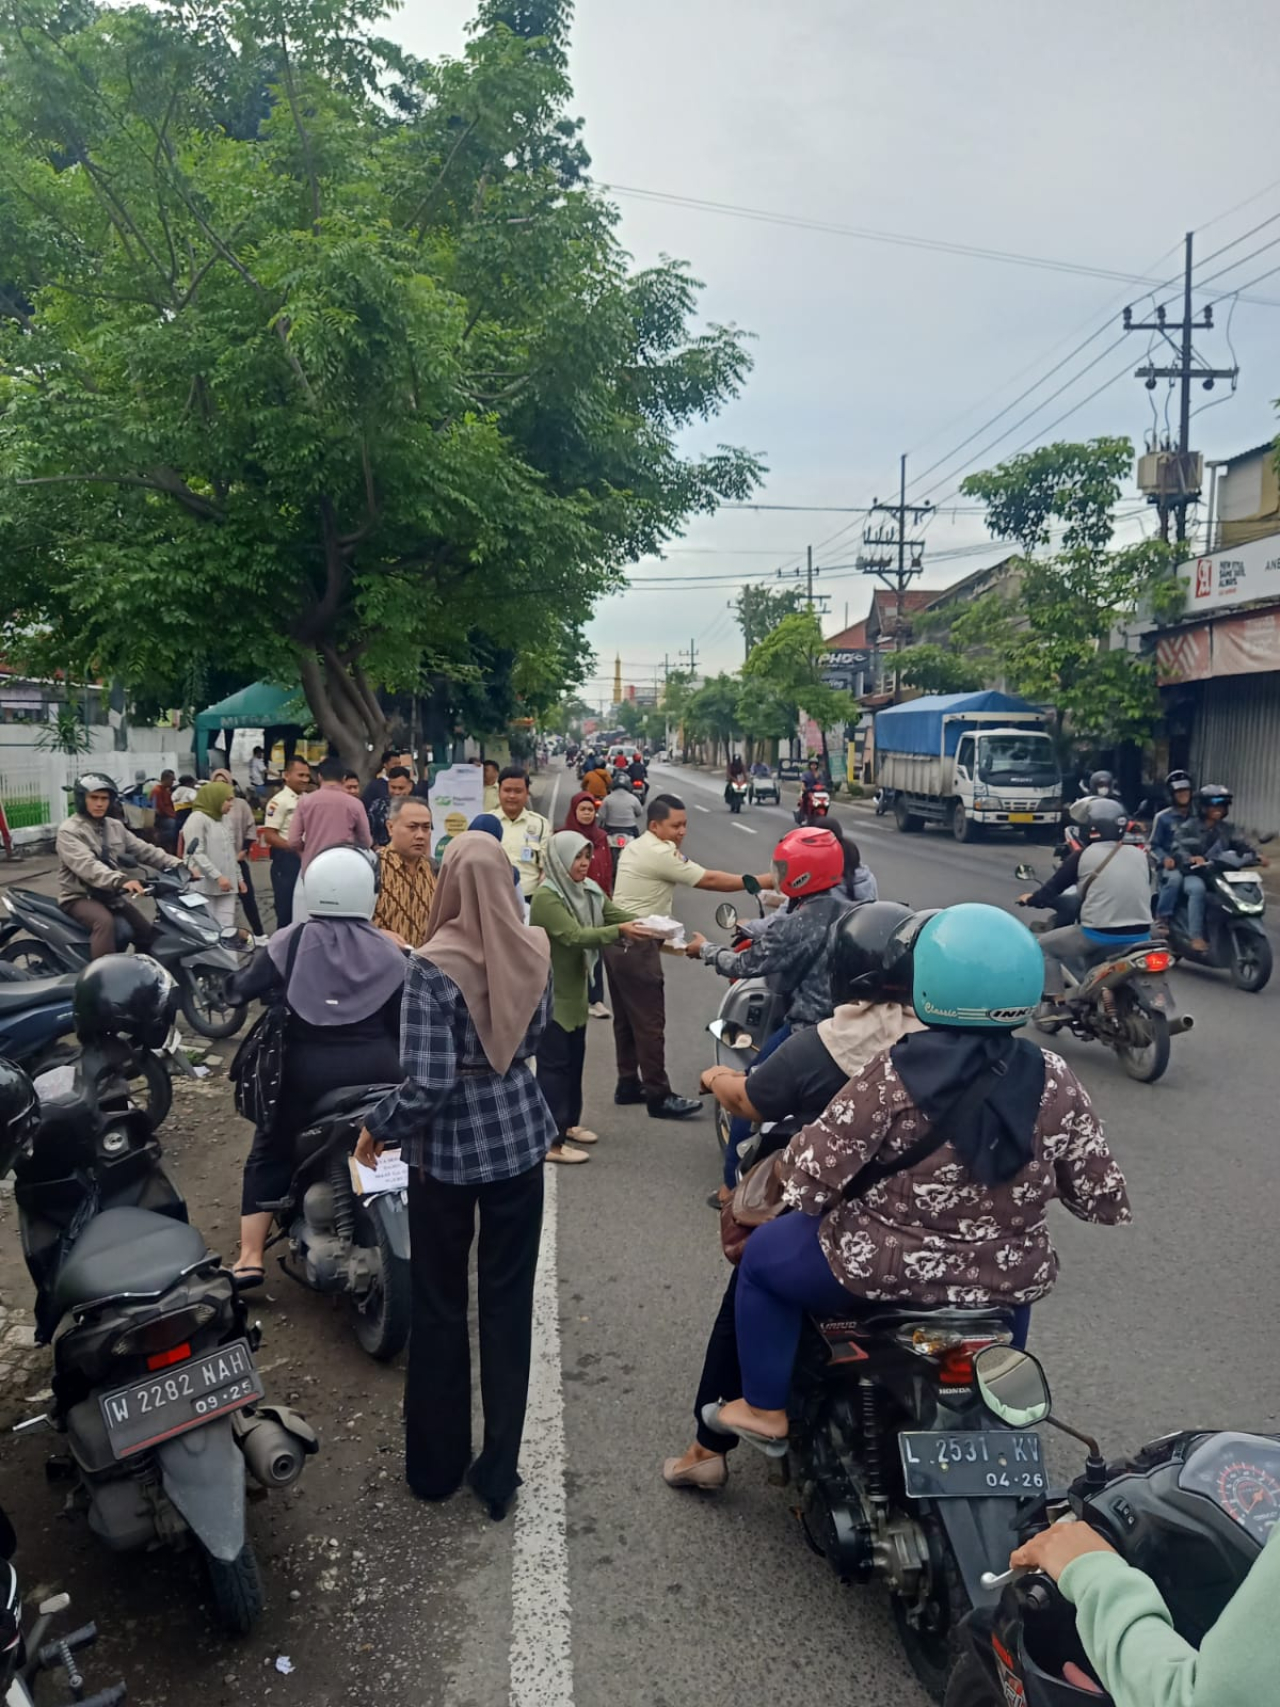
1158, 610, 1280, 685
1176, 532, 1280, 614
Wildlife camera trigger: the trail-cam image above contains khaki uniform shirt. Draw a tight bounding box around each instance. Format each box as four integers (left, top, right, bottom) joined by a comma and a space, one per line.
263, 784, 300, 848
612, 830, 708, 918
498, 807, 551, 898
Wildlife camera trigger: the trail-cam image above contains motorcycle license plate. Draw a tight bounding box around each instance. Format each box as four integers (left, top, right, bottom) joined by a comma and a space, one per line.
99, 1338, 263, 1460
1008, 813, 1035, 824
898, 1430, 1046, 1499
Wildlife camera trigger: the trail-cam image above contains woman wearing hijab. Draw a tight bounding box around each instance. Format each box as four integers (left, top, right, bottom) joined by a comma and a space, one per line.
561, 793, 614, 1016
354, 833, 556, 1520
529, 831, 654, 1164
183, 780, 244, 931
211, 767, 265, 941
228, 846, 406, 1285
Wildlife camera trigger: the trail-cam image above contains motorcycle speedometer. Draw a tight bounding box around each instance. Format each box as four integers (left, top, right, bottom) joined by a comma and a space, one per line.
1178, 1431, 1280, 1546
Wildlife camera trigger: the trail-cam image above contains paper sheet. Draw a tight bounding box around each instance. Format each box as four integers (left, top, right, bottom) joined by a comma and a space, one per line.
348, 1149, 410, 1196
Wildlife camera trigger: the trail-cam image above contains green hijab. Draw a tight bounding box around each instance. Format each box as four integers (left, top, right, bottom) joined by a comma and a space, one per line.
542, 830, 607, 976
193, 780, 233, 820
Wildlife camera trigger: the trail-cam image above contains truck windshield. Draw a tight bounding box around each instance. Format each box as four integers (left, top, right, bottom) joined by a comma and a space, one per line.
977, 736, 1058, 786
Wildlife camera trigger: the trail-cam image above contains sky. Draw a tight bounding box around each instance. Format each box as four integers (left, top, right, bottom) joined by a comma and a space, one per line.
392, 0, 1280, 711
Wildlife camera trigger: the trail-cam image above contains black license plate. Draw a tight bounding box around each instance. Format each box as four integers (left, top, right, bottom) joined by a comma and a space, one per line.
899, 1430, 1046, 1499
99, 1339, 263, 1460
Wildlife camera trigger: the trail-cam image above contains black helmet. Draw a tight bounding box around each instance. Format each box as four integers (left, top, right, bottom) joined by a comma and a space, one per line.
829, 901, 916, 1007
0, 1059, 38, 1176
1087, 770, 1115, 797
1197, 784, 1232, 816
73, 773, 119, 815
1083, 798, 1128, 842
1165, 769, 1193, 797
73, 954, 173, 1048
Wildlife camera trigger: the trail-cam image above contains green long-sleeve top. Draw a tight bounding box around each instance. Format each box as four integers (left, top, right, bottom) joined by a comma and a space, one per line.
528, 886, 633, 1031
1060, 1524, 1280, 1707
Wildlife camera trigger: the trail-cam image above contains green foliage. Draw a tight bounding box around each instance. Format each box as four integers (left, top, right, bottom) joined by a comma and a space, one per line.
742, 611, 857, 735
959, 440, 1176, 747
35, 703, 93, 756
734, 583, 802, 654
898, 589, 1017, 694
0, 0, 760, 773
896, 645, 987, 695
684, 672, 740, 758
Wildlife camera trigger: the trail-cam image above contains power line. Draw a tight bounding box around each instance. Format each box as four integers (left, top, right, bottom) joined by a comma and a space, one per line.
1193, 233, 1280, 292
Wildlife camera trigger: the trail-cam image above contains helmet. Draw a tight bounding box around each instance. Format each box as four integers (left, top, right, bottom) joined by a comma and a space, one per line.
73, 773, 119, 815
73, 954, 174, 1048
1087, 770, 1115, 797
301, 845, 378, 918
771, 827, 845, 900
0, 1059, 38, 1176
1197, 783, 1232, 816
888, 903, 1044, 1029
1165, 769, 1193, 797
829, 902, 916, 1007
1082, 798, 1128, 842
611, 772, 633, 790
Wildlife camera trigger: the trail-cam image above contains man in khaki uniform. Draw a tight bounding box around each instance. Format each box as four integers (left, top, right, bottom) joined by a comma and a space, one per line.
496, 767, 551, 900
608, 793, 773, 1120
261, 753, 311, 928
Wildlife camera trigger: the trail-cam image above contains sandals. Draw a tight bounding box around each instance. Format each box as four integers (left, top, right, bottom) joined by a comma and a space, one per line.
700, 1401, 787, 1458
231, 1265, 265, 1290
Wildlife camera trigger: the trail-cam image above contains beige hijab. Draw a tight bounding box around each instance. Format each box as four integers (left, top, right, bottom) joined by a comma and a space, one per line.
418, 832, 551, 1074
817, 1000, 926, 1078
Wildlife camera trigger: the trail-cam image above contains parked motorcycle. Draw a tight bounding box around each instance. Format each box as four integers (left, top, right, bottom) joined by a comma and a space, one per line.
1015, 866, 1189, 1084
0, 1502, 126, 1706
259, 1081, 410, 1361
0, 872, 247, 1039
1163, 849, 1272, 992
947, 1344, 1277, 1707
7, 1050, 316, 1632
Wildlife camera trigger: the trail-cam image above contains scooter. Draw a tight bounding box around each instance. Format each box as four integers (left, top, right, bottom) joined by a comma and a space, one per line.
260, 1082, 411, 1362
795, 785, 831, 825
607, 825, 637, 879
9, 1059, 316, 1633
0, 1501, 126, 1706
726, 779, 748, 814
0, 873, 248, 1039
947, 1345, 1278, 1707
1162, 849, 1272, 992
704, 880, 783, 1167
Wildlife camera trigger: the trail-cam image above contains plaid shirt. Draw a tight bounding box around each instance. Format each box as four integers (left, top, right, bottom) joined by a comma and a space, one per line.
365, 957, 555, 1184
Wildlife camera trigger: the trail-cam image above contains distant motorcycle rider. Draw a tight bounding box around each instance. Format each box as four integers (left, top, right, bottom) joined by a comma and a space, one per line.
1169, 785, 1265, 953
56, 773, 185, 960
1020, 798, 1152, 997
1068, 768, 1124, 825
1150, 772, 1196, 936
598, 771, 644, 834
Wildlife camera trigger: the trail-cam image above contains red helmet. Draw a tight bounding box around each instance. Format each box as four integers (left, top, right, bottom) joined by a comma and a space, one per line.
771, 827, 844, 899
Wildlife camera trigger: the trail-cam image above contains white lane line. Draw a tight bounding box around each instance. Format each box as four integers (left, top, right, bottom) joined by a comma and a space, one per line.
546, 769, 563, 832
510, 1164, 574, 1707
693, 803, 710, 813
730, 821, 758, 834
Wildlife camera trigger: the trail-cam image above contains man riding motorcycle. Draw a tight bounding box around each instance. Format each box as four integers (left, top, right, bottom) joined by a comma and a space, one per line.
598, 771, 645, 835
1068, 768, 1125, 825
1150, 771, 1196, 935
1020, 798, 1152, 998
1167, 784, 1265, 953
56, 773, 186, 960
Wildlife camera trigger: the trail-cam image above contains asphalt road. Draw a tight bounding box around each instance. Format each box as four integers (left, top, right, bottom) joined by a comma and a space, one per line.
0, 763, 1277, 1707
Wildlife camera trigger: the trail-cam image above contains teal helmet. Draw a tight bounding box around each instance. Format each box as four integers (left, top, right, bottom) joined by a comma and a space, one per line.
889, 903, 1044, 1029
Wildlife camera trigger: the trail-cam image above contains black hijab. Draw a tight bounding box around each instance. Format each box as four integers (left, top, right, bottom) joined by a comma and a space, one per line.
889, 1029, 1046, 1185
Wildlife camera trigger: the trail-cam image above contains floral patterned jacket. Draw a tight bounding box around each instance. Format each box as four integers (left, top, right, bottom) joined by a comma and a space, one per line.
780, 1047, 1131, 1309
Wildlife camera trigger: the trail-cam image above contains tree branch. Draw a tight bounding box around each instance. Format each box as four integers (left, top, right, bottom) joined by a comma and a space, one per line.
298, 649, 362, 754
16, 470, 221, 520
278, 32, 322, 232
407, 118, 480, 243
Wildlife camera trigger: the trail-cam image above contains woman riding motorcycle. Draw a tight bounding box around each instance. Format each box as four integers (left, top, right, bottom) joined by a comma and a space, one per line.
663, 902, 925, 1490
702, 903, 1132, 1454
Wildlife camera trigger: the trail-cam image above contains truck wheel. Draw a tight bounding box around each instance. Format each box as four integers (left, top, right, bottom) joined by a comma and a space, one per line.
894, 798, 922, 834
952, 803, 979, 843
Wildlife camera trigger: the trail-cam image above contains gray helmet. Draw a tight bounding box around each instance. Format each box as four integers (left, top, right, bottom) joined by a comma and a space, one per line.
1083, 797, 1128, 842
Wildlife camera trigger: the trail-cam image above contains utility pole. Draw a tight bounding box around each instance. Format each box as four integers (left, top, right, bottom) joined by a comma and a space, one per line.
775, 549, 831, 617
1123, 233, 1238, 544
858, 453, 932, 699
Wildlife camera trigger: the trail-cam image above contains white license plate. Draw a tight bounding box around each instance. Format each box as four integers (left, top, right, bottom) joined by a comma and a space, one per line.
99, 1339, 263, 1459
1224, 871, 1260, 885
178, 893, 209, 910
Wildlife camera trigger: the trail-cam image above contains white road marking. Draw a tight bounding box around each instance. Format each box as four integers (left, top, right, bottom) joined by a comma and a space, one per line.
510, 1163, 573, 1706
546, 769, 563, 831
693, 803, 710, 813
730, 821, 758, 834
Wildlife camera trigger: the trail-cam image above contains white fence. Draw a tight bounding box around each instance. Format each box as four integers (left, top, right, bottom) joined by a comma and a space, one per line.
0, 729, 190, 846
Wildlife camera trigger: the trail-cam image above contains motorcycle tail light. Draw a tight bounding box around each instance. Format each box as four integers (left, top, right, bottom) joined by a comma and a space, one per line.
146, 1342, 192, 1371
895, 1325, 1012, 1384
111, 1303, 217, 1359
1140, 950, 1171, 973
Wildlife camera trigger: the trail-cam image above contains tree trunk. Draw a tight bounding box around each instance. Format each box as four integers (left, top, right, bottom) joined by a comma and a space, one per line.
297, 649, 392, 783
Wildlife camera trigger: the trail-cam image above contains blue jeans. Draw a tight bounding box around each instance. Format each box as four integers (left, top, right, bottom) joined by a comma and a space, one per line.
735, 1214, 1034, 1411
1158, 869, 1206, 934
724, 1022, 791, 1188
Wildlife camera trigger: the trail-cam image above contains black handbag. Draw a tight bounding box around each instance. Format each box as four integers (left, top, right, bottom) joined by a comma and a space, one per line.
229, 932, 302, 1129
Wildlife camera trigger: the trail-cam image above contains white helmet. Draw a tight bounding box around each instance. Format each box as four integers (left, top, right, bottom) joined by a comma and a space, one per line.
301, 846, 378, 919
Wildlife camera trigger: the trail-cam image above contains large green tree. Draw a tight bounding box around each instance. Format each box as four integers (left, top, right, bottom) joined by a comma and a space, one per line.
741, 610, 857, 758
0, 0, 760, 773
734, 582, 802, 655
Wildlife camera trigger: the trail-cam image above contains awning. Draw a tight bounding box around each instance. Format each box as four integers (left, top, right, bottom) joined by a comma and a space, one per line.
193, 681, 308, 734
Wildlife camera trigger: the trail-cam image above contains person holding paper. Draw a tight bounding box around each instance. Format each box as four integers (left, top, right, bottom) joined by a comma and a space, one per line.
228, 846, 405, 1286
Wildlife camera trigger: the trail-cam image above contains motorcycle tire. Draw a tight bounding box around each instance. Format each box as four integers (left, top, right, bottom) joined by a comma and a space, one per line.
1116, 999, 1171, 1084
892, 1524, 970, 1704
0, 939, 59, 976
941, 1651, 990, 1707
1229, 928, 1273, 993
180, 971, 247, 1040
202, 1539, 264, 1635
350, 1201, 412, 1362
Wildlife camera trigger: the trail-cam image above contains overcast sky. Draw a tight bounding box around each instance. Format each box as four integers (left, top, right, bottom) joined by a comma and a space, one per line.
394, 0, 1280, 709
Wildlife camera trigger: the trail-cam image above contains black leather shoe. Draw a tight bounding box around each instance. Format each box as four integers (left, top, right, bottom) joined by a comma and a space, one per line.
648, 1094, 702, 1120
614, 1079, 645, 1105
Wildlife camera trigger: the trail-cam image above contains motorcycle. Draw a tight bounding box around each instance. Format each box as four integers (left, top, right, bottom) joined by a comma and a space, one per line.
0, 1502, 126, 1707
795, 785, 831, 825
1015, 866, 1189, 1084
748, 770, 781, 806
8, 1061, 316, 1633
725, 779, 749, 815
874, 786, 892, 817
607, 825, 637, 878
947, 1344, 1277, 1707
1163, 850, 1272, 993
630, 774, 649, 806
259, 1081, 411, 1362
705, 882, 783, 1167
0, 873, 248, 1040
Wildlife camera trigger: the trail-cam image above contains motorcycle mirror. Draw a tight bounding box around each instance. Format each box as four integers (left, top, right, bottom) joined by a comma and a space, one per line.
706, 1018, 728, 1041
742, 874, 761, 897
1014, 863, 1038, 881
973, 1345, 1052, 1428
714, 902, 739, 931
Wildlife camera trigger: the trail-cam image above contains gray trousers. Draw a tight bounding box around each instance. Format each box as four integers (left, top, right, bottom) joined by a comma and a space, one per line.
1037, 924, 1100, 993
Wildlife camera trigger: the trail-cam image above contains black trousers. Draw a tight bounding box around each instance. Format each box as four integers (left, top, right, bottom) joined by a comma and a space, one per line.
405, 1163, 545, 1506
603, 938, 670, 1104
237, 858, 264, 936
537, 1019, 586, 1138
694, 1270, 743, 1454
270, 849, 300, 929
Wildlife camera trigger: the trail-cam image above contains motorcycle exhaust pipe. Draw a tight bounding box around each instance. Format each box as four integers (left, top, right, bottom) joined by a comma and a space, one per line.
1168, 1015, 1194, 1035
235, 1414, 309, 1489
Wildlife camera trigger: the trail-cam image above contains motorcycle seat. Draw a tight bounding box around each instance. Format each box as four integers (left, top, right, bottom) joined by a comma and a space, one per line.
53, 1207, 209, 1313
0, 974, 78, 1013
7, 890, 71, 921
306, 1084, 398, 1122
